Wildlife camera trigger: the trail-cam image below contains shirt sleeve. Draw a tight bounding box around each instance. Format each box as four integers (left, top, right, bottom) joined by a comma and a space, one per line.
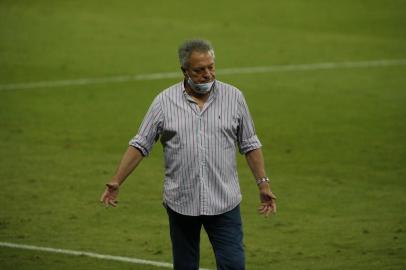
237, 91, 262, 154
129, 95, 164, 156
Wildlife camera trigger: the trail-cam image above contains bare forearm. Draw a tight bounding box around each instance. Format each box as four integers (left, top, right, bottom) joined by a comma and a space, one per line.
245, 148, 267, 180
111, 146, 144, 186
246, 148, 276, 215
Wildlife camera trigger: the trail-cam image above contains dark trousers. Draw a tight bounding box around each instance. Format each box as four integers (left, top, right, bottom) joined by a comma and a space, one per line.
166, 205, 245, 270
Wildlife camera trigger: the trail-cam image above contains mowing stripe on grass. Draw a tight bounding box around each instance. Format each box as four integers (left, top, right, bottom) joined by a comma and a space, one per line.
1, 58, 406, 91
0, 241, 211, 270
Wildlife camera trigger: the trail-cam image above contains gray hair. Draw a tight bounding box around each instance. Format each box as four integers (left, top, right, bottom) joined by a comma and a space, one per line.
178, 39, 215, 69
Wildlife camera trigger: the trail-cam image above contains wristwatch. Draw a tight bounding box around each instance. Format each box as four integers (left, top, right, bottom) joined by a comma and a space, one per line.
256, 177, 270, 186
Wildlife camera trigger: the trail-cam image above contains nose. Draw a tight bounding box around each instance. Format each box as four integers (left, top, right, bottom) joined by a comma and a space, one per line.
202, 68, 212, 79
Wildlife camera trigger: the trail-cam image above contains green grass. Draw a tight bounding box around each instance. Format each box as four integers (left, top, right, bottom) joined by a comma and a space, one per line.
1, 0, 406, 269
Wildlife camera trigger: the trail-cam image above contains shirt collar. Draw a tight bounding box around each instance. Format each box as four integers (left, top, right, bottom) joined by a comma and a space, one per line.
182, 80, 218, 103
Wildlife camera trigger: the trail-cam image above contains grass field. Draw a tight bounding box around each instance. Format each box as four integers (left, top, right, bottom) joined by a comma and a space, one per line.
1, 0, 406, 269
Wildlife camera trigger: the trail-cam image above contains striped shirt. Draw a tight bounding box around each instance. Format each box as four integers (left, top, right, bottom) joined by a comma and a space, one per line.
129, 80, 262, 216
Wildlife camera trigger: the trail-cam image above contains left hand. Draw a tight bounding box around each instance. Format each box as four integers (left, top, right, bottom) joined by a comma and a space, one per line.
258, 184, 277, 216
100, 182, 120, 207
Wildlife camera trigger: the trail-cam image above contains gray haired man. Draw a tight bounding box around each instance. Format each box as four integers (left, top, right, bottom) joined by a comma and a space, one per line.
101, 39, 276, 270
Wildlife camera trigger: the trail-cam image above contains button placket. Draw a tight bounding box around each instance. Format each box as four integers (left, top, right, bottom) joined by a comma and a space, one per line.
197, 114, 207, 213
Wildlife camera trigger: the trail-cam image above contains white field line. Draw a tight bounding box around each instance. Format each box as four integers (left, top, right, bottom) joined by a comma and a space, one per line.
0, 241, 211, 270
1, 59, 406, 91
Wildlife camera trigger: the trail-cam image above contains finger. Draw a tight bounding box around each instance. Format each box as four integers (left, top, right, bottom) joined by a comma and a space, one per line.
109, 199, 117, 207
259, 205, 269, 214
258, 204, 268, 211
100, 190, 107, 203
103, 193, 115, 207
264, 200, 276, 210
263, 203, 277, 216
258, 205, 266, 211
259, 206, 271, 216
260, 202, 272, 208
265, 207, 272, 216
101, 188, 112, 205
103, 196, 111, 207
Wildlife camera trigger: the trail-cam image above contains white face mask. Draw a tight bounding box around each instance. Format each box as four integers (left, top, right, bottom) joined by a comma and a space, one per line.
187, 76, 215, 94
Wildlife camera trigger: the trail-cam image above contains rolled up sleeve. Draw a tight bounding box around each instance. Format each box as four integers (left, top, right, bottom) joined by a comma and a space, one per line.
237, 92, 262, 154
129, 95, 163, 156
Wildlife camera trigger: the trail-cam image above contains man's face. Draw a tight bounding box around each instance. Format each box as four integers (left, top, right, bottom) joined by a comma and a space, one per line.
183, 51, 216, 84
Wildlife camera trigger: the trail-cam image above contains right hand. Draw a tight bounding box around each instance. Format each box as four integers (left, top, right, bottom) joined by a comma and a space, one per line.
100, 182, 120, 207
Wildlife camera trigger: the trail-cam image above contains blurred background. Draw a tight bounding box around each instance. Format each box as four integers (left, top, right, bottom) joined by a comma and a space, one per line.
0, 0, 405, 269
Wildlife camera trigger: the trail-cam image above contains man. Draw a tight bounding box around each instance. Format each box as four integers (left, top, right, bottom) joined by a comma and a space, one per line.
100, 39, 276, 270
